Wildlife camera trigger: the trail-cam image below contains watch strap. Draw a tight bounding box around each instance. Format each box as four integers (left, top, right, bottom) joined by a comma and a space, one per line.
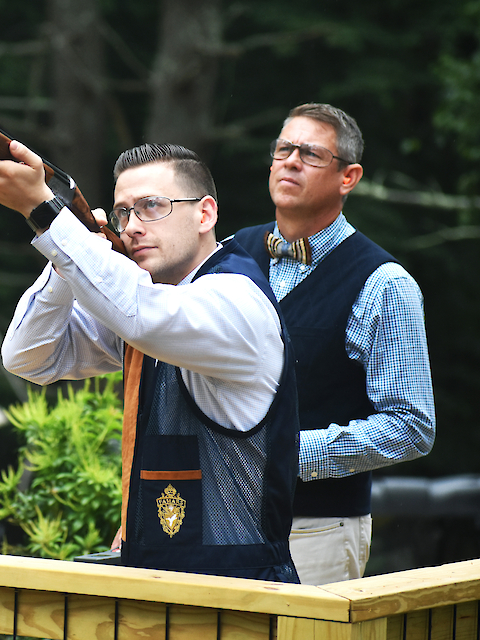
26, 196, 64, 232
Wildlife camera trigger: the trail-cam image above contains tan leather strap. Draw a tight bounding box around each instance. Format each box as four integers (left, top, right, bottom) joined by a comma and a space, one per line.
121, 344, 144, 540
140, 470, 202, 480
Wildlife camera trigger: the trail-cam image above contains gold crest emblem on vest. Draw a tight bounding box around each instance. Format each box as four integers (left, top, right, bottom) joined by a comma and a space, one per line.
156, 484, 186, 537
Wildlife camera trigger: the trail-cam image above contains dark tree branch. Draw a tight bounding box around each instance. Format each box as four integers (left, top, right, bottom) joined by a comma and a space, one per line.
402, 225, 480, 251
353, 178, 480, 210
0, 40, 46, 57
201, 24, 334, 58
95, 19, 149, 79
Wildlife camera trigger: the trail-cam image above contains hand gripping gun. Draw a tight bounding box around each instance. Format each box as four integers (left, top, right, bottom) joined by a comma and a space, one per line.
0, 128, 125, 254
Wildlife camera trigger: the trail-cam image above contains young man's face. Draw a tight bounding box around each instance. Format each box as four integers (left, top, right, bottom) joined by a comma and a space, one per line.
114, 162, 215, 284
269, 116, 348, 227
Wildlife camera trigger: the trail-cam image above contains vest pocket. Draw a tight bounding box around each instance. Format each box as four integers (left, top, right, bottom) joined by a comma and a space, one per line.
137, 435, 203, 546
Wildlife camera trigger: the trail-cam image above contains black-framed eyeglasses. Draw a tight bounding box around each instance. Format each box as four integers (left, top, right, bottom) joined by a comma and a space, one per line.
270, 138, 352, 168
109, 195, 202, 233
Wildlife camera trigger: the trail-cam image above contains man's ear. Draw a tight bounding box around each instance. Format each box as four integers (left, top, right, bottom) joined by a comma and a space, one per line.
199, 195, 218, 235
339, 164, 363, 197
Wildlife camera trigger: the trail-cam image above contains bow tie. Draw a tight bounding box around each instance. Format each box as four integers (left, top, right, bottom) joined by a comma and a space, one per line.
264, 231, 312, 265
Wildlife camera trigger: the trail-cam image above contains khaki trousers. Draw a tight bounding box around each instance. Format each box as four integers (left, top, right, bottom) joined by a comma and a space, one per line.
289, 514, 372, 585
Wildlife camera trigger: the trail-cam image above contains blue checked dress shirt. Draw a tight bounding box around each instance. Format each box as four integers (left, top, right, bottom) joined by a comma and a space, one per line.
268, 214, 435, 482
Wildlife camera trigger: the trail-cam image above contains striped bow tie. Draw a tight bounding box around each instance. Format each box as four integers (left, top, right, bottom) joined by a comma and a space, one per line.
264, 232, 312, 265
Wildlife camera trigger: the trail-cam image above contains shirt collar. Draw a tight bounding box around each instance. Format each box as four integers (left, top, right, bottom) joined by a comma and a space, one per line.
274, 213, 355, 266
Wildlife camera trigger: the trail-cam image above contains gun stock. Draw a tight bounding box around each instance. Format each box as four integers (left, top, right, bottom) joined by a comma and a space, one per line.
0, 128, 125, 254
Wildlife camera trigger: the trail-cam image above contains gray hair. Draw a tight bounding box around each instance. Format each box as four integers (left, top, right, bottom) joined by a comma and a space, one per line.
283, 103, 364, 166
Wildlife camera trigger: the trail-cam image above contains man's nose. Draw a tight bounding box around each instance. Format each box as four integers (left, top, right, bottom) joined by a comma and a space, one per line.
284, 147, 302, 167
123, 210, 145, 236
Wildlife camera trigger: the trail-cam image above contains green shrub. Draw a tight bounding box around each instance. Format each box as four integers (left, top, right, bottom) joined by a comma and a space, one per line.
0, 373, 123, 560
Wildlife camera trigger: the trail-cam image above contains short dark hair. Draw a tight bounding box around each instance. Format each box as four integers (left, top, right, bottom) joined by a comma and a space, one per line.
113, 143, 217, 201
284, 103, 364, 166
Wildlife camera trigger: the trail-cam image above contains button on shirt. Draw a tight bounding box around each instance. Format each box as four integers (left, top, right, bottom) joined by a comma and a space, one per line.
268, 214, 435, 482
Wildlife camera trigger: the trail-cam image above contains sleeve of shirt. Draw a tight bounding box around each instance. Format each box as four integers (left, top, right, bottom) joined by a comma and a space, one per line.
1, 261, 123, 383
299, 262, 436, 481
2, 209, 284, 431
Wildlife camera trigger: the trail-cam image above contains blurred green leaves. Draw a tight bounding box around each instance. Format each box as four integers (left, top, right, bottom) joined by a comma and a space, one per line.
0, 373, 122, 559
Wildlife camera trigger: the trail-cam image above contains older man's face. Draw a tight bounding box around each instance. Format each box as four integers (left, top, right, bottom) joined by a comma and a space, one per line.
269, 116, 347, 228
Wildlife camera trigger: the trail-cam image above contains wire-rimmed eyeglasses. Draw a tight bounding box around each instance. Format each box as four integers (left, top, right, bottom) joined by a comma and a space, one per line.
109, 195, 202, 233
270, 138, 352, 168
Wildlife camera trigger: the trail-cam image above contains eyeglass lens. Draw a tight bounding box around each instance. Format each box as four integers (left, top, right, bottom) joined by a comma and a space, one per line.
135, 196, 171, 220
110, 196, 172, 231
271, 140, 334, 167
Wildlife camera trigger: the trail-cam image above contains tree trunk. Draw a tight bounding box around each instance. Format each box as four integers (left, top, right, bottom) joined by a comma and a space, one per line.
146, 0, 222, 161
46, 0, 107, 206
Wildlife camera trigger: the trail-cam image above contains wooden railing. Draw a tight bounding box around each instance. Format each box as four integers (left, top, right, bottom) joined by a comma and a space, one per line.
1, 554, 480, 639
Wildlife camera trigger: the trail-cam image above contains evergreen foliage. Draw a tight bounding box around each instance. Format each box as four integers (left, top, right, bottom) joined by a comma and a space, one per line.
0, 373, 122, 560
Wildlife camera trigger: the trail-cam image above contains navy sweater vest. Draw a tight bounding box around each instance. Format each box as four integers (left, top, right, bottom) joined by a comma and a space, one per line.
235, 224, 397, 517
123, 239, 300, 581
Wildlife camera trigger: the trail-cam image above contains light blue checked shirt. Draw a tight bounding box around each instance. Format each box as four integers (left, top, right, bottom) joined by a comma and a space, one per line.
268, 214, 435, 482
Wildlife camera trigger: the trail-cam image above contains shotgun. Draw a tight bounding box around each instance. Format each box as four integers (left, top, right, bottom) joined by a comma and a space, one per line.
0, 128, 125, 254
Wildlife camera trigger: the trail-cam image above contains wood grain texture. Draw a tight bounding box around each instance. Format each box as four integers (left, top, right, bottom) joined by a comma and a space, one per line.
2, 556, 480, 639
220, 610, 273, 640
277, 616, 315, 640
314, 618, 388, 640
321, 559, 480, 622
0, 587, 15, 636
430, 605, 454, 640
0, 555, 350, 621
403, 610, 430, 640
386, 614, 404, 640
455, 601, 478, 640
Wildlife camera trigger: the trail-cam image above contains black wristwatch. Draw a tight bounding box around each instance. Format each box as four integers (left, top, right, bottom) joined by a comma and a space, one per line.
25, 196, 64, 232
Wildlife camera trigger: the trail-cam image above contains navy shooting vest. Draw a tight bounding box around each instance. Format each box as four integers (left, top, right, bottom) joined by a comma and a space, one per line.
235, 223, 398, 517
122, 238, 300, 581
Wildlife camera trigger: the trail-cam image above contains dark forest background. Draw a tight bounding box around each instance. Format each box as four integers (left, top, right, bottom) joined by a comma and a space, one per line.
1, 0, 480, 574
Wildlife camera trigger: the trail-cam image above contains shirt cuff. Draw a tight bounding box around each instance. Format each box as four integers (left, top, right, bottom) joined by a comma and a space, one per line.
299, 429, 328, 481
32, 207, 84, 263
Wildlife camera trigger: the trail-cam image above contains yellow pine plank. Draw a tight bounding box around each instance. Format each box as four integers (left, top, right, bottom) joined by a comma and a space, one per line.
430, 605, 454, 640
116, 599, 166, 639
220, 610, 273, 640
314, 619, 387, 640
62, 594, 113, 640
0, 587, 14, 635
404, 610, 429, 640
0, 555, 350, 622
65, 595, 168, 640
321, 560, 480, 622
10, 589, 64, 639
386, 614, 404, 640
277, 616, 315, 640
168, 604, 218, 640
455, 601, 478, 640
0, 588, 170, 640
3, 555, 480, 634
356, 619, 389, 640
0, 586, 271, 640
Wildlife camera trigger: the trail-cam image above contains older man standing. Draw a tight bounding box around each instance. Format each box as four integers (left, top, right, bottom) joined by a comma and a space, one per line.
236, 103, 435, 585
